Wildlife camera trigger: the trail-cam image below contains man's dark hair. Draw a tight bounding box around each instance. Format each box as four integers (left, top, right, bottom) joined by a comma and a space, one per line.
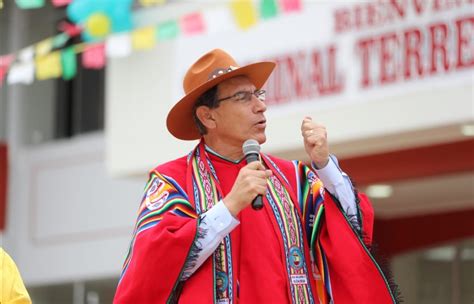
192, 85, 219, 135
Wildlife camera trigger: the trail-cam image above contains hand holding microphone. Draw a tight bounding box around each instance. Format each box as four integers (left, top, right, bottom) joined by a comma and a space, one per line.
223, 139, 271, 216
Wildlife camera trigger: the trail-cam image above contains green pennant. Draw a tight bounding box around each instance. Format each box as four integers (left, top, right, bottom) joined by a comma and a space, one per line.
157, 20, 179, 41
61, 47, 76, 80
53, 33, 69, 49
260, 0, 278, 19
15, 0, 45, 9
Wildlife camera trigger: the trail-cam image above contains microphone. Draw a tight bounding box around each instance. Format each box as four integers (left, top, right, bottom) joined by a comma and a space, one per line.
242, 139, 264, 210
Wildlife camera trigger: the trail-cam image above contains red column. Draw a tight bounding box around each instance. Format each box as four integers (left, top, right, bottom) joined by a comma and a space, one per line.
0, 142, 7, 231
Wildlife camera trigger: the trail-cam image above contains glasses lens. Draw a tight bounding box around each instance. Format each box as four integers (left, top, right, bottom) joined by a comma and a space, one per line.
234, 92, 248, 101
256, 90, 266, 101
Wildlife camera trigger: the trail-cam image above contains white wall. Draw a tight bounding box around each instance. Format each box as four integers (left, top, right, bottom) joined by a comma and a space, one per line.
3, 133, 145, 285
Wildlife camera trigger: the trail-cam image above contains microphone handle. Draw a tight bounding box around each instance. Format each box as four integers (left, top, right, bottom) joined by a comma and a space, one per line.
245, 153, 264, 210
252, 195, 264, 210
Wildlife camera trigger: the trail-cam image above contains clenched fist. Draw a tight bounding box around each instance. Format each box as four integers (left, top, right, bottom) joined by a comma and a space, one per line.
223, 161, 272, 217
301, 117, 329, 168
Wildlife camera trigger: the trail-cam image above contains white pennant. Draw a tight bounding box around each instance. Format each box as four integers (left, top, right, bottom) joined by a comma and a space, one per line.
7, 62, 35, 85
106, 33, 132, 58
202, 6, 236, 35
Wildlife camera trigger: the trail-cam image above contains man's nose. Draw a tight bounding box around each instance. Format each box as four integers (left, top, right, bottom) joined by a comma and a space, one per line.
253, 96, 267, 113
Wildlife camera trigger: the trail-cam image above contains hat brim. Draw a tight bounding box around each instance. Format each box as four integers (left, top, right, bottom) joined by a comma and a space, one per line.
167, 61, 276, 140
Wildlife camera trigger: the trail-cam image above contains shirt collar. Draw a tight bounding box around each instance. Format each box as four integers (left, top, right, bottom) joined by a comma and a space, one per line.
204, 144, 244, 164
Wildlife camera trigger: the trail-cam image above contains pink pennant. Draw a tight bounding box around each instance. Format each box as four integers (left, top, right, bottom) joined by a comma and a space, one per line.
0, 55, 15, 87
0, 54, 15, 68
58, 21, 82, 38
181, 12, 205, 35
280, 0, 301, 12
51, 0, 72, 6
0, 66, 8, 87
82, 43, 105, 69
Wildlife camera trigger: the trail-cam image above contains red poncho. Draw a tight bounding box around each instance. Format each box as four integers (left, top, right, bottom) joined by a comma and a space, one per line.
114, 142, 396, 303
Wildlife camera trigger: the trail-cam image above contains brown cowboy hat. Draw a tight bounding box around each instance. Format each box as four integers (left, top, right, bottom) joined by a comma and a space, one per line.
166, 49, 276, 140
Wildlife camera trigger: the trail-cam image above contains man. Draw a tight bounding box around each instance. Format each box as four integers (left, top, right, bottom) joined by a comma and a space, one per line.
114, 49, 398, 303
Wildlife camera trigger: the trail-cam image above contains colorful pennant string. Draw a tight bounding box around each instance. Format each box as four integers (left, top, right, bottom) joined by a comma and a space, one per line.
2, 0, 300, 86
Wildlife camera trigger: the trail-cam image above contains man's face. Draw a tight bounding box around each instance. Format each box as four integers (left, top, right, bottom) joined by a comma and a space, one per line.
211, 76, 267, 146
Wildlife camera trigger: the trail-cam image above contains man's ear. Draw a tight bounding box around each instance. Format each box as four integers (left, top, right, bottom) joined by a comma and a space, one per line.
196, 106, 216, 130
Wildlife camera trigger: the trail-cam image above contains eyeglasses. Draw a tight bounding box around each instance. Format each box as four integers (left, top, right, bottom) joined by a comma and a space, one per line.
217, 89, 266, 103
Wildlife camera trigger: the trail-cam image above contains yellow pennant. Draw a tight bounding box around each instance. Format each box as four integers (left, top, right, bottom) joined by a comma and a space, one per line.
131, 26, 157, 50
139, 0, 165, 6
230, 0, 258, 30
35, 38, 53, 56
35, 51, 62, 80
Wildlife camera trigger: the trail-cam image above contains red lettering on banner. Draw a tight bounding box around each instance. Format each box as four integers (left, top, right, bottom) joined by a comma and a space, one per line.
357, 37, 376, 88
456, 16, 474, 69
311, 51, 324, 95
356, 16, 473, 88
354, 5, 363, 28
404, 28, 424, 79
412, 0, 428, 14
327, 46, 344, 94
389, 0, 407, 18
433, 0, 469, 11
334, 9, 351, 33
367, 3, 378, 26
429, 23, 450, 73
380, 32, 399, 84
333, 0, 472, 34
264, 45, 344, 105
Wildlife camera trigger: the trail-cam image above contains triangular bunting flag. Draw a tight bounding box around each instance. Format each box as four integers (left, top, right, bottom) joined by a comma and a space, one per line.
139, 0, 166, 6
280, 0, 301, 13
51, 0, 72, 7
0, 55, 15, 87
61, 47, 77, 80
106, 33, 132, 58
203, 7, 235, 35
231, 0, 258, 30
181, 12, 205, 36
36, 51, 62, 80
131, 27, 157, 50
7, 62, 35, 85
82, 43, 105, 69
260, 0, 278, 19
16, 0, 45, 9
157, 21, 179, 41
36, 38, 53, 57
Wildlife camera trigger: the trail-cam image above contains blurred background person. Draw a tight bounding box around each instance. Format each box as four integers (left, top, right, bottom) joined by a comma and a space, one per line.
1, 248, 32, 304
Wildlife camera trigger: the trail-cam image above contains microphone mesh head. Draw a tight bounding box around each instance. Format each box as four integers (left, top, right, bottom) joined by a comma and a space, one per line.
242, 139, 260, 156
